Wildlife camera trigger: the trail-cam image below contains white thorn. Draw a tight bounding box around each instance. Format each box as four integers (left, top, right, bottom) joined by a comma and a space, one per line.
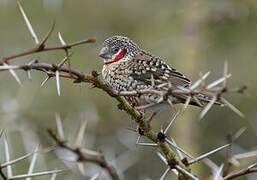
206, 74, 231, 89
200, 96, 217, 119
248, 162, 257, 169
55, 113, 65, 140
183, 96, 191, 111
50, 172, 57, 180
27, 70, 32, 80
26, 145, 40, 180
0, 65, 19, 70
40, 76, 51, 87
58, 55, 71, 67
167, 98, 173, 108
189, 144, 230, 165
90, 173, 100, 180
136, 142, 158, 147
4, 133, 13, 178
77, 163, 86, 176
17, 1, 39, 44
75, 121, 87, 147
160, 168, 170, 180
3, 63, 22, 85
1, 151, 35, 168
193, 96, 203, 107
164, 110, 180, 134
136, 135, 141, 144
232, 126, 246, 141
234, 150, 257, 160
80, 148, 101, 156
221, 97, 245, 118
202, 158, 219, 173
199, 72, 206, 86
169, 138, 184, 160
156, 152, 168, 165
58, 32, 67, 45
171, 169, 179, 176
56, 70, 61, 96
190, 71, 210, 90
8, 169, 63, 179
166, 139, 194, 159
214, 164, 224, 180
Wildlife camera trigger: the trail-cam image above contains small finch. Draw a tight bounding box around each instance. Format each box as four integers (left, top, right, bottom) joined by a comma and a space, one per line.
99, 36, 215, 110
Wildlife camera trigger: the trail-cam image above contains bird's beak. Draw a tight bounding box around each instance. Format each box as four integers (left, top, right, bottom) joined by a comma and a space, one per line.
99, 47, 112, 59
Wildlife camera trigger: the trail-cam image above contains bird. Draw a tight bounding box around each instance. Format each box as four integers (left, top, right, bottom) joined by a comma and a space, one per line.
98, 35, 214, 110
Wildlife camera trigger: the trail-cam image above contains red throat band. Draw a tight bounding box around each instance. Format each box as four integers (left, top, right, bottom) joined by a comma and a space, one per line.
104, 50, 126, 65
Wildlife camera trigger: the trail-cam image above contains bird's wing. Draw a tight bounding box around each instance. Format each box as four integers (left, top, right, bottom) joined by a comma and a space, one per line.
129, 52, 191, 88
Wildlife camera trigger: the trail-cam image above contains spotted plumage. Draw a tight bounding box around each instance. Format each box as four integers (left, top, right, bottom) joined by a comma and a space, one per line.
99, 36, 207, 109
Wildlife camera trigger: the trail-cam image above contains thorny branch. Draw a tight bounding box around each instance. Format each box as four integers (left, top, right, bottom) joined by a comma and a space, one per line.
0, 132, 63, 180
224, 163, 257, 180
0, 38, 95, 65
48, 129, 120, 180
0, 61, 194, 179
0, 1, 255, 180
0, 60, 197, 179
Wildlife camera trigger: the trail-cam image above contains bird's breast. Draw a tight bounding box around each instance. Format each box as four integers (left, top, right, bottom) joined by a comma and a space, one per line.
102, 63, 135, 92
102, 64, 115, 86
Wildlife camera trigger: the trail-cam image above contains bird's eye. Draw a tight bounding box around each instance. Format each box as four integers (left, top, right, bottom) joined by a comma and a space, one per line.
113, 48, 119, 53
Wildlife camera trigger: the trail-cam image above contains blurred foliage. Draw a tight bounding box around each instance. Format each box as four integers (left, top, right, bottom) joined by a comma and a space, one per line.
0, 0, 257, 179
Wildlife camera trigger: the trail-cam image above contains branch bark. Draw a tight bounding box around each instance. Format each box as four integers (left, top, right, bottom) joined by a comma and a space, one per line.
224, 167, 257, 180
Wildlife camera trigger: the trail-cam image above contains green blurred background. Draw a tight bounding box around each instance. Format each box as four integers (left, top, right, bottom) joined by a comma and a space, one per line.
0, 0, 257, 179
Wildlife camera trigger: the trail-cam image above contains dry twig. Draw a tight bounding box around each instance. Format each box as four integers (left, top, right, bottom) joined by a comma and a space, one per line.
48, 128, 120, 180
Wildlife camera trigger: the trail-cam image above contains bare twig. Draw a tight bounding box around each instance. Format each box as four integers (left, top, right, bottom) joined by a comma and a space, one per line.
224, 163, 257, 180
0, 133, 62, 180
48, 129, 120, 180
0, 38, 95, 65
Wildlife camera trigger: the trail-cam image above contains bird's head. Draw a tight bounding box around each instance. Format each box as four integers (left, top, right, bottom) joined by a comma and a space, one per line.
99, 36, 140, 65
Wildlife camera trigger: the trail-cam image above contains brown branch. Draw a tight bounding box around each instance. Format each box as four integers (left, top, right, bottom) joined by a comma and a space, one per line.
0, 38, 96, 65
48, 129, 120, 180
0, 61, 192, 179
224, 167, 257, 180
0, 167, 7, 180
